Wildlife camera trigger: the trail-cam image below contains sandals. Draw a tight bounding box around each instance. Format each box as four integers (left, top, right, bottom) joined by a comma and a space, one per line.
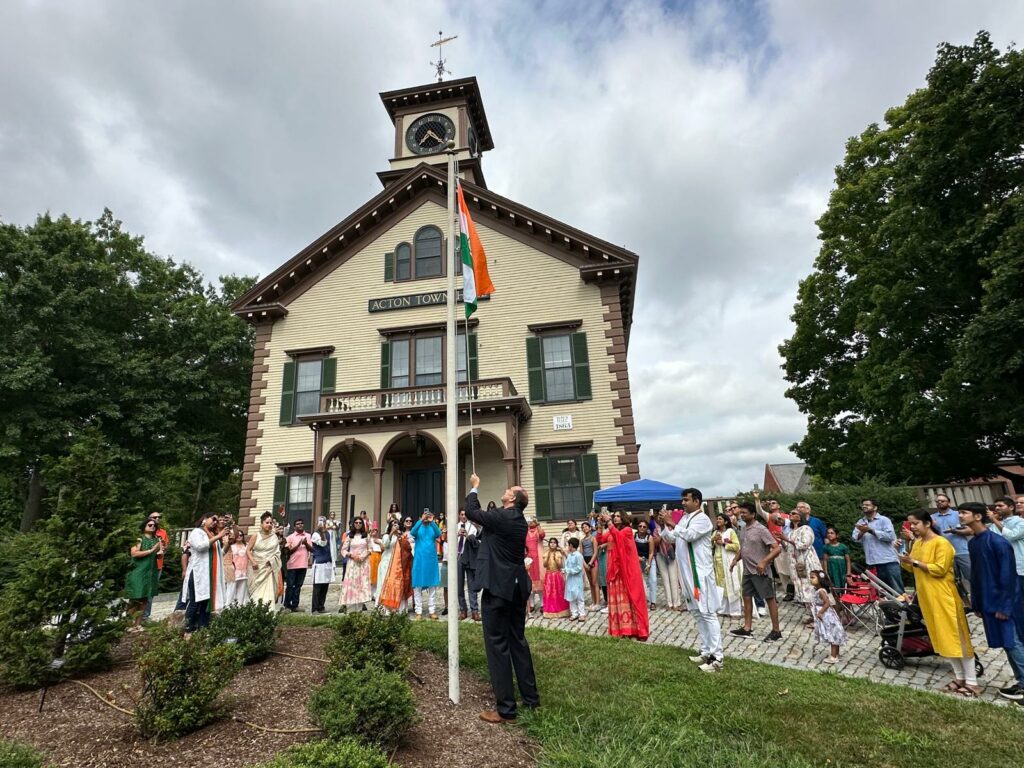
955, 685, 983, 698
941, 680, 965, 694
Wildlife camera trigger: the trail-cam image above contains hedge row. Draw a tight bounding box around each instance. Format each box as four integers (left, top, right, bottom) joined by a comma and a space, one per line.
738, 482, 920, 565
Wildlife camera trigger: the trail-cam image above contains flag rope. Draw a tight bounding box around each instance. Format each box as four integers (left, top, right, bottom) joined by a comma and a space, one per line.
454, 158, 477, 475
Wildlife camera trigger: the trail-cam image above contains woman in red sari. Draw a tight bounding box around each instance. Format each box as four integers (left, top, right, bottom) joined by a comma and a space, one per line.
598, 511, 650, 640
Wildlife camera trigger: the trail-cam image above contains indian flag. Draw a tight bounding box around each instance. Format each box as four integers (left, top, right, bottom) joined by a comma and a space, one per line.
457, 182, 495, 317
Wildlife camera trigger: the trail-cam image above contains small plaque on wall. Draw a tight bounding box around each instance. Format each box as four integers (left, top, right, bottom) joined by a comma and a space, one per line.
553, 414, 573, 431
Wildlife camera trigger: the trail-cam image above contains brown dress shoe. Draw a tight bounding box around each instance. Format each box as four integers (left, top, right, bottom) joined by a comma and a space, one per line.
471, 611, 481, 621
479, 710, 516, 724
459, 610, 467, 620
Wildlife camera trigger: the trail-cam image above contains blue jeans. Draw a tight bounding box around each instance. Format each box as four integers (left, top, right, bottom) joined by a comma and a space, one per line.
284, 568, 307, 609
872, 562, 905, 594
142, 568, 161, 619
1004, 630, 1024, 687
183, 574, 210, 633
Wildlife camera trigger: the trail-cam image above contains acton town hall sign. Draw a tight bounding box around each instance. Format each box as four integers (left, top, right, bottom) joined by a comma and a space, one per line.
368, 289, 488, 313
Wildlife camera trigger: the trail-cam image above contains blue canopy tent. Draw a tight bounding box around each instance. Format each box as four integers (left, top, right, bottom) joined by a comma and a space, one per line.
592, 478, 684, 510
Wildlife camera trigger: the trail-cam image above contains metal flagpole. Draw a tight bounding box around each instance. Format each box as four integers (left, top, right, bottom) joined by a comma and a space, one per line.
444, 141, 460, 705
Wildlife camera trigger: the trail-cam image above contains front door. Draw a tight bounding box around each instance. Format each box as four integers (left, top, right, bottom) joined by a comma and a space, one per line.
403, 468, 443, 519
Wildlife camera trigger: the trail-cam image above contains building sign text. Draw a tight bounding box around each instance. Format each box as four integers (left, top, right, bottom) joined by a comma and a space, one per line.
368, 289, 489, 313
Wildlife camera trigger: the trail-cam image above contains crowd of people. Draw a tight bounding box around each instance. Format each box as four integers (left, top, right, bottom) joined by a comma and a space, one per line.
124, 488, 1024, 702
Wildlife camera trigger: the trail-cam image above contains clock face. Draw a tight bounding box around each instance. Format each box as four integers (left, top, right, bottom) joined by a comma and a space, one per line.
405, 113, 457, 155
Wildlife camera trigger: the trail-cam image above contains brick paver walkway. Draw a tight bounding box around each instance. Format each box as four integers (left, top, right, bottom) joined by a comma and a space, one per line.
149, 580, 1013, 705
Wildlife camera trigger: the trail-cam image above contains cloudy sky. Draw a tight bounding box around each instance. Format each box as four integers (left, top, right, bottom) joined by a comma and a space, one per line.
3, 1, 1022, 495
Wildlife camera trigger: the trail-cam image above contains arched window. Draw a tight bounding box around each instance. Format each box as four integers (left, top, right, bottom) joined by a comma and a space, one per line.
414, 226, 442, 278
395, 242, 412, 281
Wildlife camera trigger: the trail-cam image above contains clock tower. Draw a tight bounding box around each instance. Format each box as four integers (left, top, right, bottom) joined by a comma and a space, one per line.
377, 76, 494, 189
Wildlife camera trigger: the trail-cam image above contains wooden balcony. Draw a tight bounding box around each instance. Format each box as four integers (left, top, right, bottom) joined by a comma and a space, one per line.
299, 377, 531, 429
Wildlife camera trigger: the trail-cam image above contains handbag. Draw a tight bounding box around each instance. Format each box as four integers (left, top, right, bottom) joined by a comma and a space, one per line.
795, 559, 807, 579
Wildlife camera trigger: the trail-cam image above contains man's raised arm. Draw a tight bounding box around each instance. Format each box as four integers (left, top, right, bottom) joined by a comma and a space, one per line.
464, 473, 499, 528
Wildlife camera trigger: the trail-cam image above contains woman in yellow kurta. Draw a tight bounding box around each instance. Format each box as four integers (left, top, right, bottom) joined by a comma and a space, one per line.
900, 510, 978, 697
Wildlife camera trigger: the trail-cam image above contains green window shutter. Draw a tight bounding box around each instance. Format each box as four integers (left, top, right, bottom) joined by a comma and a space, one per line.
321, 472, 332, 517
571, 332, 592, 400
273, 475, 288, 517
380, 342, 391, 388
279, 360, 296, 425
533, 457, 552, 520
526, 336, 545, 403
384, 251, 395, 282
580, 453, 601, 514
320, 356, 337, 393
468, 332, 479, 381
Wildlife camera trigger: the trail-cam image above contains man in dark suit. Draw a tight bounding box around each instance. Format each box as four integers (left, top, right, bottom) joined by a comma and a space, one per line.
464, 472, 540, 723
456, 508, 482, 621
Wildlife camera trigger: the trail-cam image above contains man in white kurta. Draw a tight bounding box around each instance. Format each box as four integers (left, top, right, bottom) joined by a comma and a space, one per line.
181, 512, 228, 634
660, 488, 723, 670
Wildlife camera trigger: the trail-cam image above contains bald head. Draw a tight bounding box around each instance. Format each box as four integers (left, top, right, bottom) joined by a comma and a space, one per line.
501, 484, 529, 509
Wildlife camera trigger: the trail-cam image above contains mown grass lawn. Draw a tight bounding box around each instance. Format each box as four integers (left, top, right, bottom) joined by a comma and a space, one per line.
281, 614, 1024, 768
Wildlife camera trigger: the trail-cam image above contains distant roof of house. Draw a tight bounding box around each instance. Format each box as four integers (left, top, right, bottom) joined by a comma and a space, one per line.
766, 462, 812, 494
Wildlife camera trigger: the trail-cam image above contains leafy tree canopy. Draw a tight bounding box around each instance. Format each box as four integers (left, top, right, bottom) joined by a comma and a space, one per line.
0, 210, 255, 530
780, 32, 1024, 484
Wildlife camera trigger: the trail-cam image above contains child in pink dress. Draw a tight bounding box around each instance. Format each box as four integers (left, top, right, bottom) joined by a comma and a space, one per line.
542, 538, 570, 618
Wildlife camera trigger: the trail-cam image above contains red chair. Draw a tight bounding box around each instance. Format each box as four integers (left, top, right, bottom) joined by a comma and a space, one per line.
833, 574, 881, 634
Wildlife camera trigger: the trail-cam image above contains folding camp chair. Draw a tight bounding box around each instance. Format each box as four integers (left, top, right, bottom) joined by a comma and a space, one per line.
833, 574, 882, 634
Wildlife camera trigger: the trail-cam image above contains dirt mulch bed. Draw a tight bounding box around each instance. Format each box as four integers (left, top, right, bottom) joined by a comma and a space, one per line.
0, 627, 538, 768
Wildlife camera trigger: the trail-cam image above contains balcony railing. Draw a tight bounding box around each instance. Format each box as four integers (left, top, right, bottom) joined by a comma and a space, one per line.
320, 377, 518, 415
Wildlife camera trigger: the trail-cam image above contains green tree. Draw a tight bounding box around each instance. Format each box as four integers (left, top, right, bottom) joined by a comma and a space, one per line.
0, 432, 133, 687
780, 32, 1024, 484
0, 211, 254, 530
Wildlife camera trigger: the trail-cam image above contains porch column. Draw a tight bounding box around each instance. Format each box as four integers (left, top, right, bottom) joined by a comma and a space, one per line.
311, 429, 324, 523
339, 462, 351, 526
312, 470, 325, 523
372, 466, 385, 526
504, 457, 516, 489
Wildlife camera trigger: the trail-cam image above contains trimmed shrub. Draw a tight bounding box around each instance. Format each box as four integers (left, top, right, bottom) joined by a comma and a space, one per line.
325, 611, 412, 674
308, 665, 416, 749
256, 739, 390, 768
206, 600, 280, 664
132, 625, 243, 739
0, 740, 46, 768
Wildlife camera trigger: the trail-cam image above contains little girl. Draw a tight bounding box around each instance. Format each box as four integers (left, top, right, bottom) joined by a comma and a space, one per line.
542, 537, 570, 618
810, 570, 847, 664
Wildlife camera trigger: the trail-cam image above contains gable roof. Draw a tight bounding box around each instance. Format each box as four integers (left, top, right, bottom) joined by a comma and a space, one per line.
231, 162, 639, 339
765, 462, 812, 494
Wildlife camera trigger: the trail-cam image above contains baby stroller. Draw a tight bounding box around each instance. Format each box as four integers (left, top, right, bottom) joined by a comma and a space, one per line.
877, 593, 984, 676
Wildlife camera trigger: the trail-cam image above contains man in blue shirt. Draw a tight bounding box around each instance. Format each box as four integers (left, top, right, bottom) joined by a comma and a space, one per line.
852, 499, 904, 594
930, 492, 972, 605
798, 501, 828, 559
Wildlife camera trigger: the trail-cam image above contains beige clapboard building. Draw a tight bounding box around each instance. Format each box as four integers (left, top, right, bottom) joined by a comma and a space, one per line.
232, 77, 640, 531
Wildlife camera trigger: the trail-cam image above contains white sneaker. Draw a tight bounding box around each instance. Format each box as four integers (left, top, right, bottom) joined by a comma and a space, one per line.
599, 606, 608, 613
688, 654, 708, 664
757, 608, 767, 618
699, 658, 723, 673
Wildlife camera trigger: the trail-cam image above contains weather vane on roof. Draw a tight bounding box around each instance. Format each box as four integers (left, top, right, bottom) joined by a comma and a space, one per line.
430, 30, 458, 82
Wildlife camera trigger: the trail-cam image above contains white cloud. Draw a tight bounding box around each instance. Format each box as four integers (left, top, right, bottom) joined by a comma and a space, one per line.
2, 0, 1022, 494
